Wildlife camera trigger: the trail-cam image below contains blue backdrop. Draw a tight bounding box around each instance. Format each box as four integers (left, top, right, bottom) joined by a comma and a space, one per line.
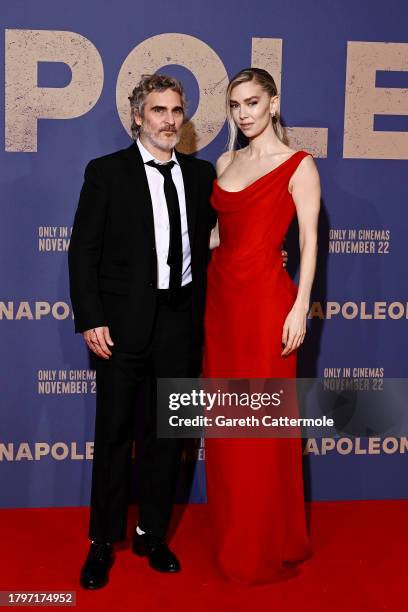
1, 0, 407, 508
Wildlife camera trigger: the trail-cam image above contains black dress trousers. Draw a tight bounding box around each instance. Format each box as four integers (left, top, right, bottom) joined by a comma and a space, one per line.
88, 285, 193, 543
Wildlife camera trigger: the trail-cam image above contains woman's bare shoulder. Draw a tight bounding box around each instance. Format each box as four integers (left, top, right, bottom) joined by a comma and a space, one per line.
215, 151, 245, 176
290, 152, 321, 194
298, 152, 319, 176
215, 151, 236, 176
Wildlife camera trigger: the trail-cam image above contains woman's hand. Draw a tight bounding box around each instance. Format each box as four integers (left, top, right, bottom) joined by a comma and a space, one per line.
281, 305, 307, 356
209, 221, 220, 250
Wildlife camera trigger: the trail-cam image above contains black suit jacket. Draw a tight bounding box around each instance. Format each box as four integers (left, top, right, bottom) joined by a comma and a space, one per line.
68, 142, 216, 363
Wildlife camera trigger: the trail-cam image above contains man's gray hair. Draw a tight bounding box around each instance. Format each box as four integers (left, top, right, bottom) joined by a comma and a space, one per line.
128, 74, 187, 139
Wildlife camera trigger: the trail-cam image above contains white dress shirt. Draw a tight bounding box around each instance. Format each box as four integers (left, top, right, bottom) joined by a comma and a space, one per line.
136, 138, 192, 289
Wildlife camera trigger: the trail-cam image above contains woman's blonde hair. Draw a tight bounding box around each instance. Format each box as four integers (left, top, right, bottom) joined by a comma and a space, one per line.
226, 67, 287, 151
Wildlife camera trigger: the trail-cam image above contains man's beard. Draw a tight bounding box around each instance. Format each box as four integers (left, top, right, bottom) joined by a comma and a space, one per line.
140, 123, 181, 152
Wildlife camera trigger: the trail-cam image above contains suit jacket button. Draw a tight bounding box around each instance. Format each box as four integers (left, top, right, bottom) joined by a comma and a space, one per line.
148, 281, 154, 287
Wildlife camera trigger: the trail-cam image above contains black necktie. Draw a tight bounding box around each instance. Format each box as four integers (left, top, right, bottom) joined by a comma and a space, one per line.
146, 159, 183, 291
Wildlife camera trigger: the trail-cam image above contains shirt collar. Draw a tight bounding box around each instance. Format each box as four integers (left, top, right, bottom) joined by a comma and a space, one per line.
136, 138, 179, 166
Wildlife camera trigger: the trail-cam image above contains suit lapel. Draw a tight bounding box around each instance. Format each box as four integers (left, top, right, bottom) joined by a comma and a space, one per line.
121, 142, 198, 249
121, 142, 155, 245
176, 150, 198, 248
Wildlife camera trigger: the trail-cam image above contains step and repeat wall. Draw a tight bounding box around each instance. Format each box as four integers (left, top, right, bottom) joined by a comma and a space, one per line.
1, 0, 407, 507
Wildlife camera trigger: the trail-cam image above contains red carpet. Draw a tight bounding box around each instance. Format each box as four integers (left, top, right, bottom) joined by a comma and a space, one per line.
0, 501, 406, 611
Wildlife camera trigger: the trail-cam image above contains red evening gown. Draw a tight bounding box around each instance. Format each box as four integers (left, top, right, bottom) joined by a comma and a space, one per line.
203, 150, 313, 585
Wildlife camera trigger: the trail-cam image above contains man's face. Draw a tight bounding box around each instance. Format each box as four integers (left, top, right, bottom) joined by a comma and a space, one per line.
135, 89, 185, 152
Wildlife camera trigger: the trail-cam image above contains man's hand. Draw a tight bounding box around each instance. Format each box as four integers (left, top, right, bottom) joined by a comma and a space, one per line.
281, 248, 288, 268
83, 326, 114, 359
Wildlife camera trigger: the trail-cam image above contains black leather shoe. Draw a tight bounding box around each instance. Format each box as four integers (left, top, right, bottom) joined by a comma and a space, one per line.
132, 532, 181, 573
80, 542, 114, 589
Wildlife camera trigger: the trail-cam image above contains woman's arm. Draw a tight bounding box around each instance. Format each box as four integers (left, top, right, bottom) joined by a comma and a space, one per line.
281, 155, 321, 356
209, 220, 220, 250
209, 152, 235, 250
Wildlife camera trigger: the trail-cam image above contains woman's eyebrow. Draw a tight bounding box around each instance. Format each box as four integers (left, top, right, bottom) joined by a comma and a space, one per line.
229, 96, 260, 104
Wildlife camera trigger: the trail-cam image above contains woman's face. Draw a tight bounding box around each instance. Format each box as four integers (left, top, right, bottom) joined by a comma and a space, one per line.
229, 80, 278, 139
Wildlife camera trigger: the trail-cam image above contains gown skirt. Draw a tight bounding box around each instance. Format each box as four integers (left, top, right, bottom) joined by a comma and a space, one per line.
202, 151, 313, 585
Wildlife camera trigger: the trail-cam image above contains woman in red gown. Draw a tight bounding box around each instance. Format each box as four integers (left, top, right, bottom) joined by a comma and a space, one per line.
203, 68, 321, 585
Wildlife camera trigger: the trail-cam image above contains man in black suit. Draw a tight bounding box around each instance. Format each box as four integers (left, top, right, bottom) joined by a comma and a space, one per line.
68, 74, 216, 589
